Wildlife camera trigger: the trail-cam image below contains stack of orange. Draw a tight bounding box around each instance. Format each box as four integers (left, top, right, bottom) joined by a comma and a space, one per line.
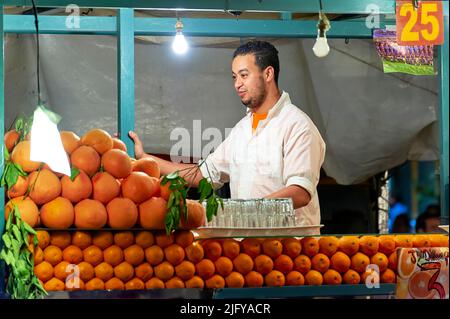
33, 229, 449, 291
3, 128, 205, 230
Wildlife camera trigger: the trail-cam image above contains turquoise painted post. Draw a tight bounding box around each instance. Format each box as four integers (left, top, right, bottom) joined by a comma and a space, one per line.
0, 4, 5, 294
117, 8, 135, 158
438, 8, 449, 223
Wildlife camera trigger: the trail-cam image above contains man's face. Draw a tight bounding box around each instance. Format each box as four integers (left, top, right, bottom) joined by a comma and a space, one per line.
232, 54, 267, 109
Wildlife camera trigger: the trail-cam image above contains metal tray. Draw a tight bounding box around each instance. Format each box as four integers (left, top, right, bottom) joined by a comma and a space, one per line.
192, 225, 324, 239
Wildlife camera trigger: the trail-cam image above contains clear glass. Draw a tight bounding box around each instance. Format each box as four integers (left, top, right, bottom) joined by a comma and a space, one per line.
205, 198, 295, 229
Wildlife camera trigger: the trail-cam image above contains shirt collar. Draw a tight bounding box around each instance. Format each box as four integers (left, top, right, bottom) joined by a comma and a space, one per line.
246, 91, 290, 119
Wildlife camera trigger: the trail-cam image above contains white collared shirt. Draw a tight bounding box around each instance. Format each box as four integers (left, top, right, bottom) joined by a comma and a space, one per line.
199, 91, 326, 227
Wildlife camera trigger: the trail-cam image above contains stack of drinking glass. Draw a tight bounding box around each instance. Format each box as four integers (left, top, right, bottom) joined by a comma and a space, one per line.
204, 198, 297, 228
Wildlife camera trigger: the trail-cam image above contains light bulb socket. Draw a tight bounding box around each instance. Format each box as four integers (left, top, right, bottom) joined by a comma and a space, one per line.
175, 19, 184, 32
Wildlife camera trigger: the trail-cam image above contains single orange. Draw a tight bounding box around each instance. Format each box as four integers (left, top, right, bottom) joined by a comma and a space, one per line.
342, 269, 361, 285
146, 277, 165, 289
305, 270, 323, 286
164, 244, 185, 266
144, 245, 164, 266
83, 245, 104, 266
265, 270, 285, 287
286, 271, 305, 286
135, 263, 154, 282
244, 271, 264, 287
293, 254, 311, 275
319, 236, 339, 257
175, 260, 196, 281
124, 244, 145, 266
103, 245, 124, 267
330, 251, 351, 274
323, 269, 342, 285
225, 272, 245, 288
165, 276, 185, 289
184, 276, 205, 288
254, 254, 274, 275
92, 231, 114, 250
205, 274, 226, 289
195, 259, 215, 280
222, 239, 241, 260
311, 253, 330, 273
282, 238, 302, 259
125, 278, 145, 290
154, 261, 175, 281
301, 237, 320, 258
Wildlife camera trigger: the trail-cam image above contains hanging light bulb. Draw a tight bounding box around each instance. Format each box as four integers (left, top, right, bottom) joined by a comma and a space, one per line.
312, 31, 330, 58
313, 5, 331, 58
172, 18, 188, 55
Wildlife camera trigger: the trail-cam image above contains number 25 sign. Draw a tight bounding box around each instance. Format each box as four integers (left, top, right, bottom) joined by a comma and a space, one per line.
396, 1, 444, 45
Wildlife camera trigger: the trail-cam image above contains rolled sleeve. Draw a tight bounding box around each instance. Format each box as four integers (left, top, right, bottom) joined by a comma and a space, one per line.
283, 123, 325, 197
286, 176, 315, 197
198, 134, 232, 189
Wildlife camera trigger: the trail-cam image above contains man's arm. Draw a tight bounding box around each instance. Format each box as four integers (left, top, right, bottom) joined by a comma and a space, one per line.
272, 120, 325, 210
265, 185, 311, 209
128, 131, 204, 187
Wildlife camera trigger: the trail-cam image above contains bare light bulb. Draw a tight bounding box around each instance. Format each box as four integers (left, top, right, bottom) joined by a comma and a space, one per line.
172, 31, 188, 55
172, 19, 188, 55
312, 34, 330, 58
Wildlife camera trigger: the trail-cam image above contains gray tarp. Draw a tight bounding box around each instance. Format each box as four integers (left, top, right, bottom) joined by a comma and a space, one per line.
4, 35, 439, 184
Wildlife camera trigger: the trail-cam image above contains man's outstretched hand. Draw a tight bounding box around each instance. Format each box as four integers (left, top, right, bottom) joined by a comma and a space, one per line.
128, 131, 144, 159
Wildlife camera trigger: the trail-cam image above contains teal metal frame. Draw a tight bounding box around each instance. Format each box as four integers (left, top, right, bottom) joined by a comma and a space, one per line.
2, 0, 397, 14
438, 13, 449, 221
0, 0, 448, 297
4, 15, 393, 38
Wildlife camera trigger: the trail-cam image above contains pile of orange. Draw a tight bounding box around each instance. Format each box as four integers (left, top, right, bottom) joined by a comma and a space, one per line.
32, 230, 449, 291
3, 128, 205, 230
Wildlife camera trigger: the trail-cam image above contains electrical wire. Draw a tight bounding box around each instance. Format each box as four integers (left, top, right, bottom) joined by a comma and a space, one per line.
30, 0, 41, 105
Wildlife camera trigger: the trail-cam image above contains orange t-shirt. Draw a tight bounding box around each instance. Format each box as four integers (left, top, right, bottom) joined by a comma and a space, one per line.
252, 113, 268, 134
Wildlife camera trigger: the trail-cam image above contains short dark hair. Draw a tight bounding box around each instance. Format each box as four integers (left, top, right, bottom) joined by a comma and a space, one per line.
233, 40, 280, 85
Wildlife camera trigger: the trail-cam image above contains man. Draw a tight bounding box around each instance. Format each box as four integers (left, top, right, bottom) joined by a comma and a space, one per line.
129, 40, 326, 227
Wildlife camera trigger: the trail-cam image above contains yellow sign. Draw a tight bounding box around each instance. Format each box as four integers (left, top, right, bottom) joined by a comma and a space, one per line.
396, 1, 444, 45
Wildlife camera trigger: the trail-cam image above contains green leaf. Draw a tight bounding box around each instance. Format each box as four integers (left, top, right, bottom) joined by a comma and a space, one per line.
2, 235, 12, 249
11, 225, 22, 242
165, 212, 174, 236
23, 223, 37, 236
5, 165, 19, 190
2, 250, 16, 265
161, 176, 169, 186
198, 178, 207, 194
3, 147, 10, 162
13, 163, 27, 176
70, 166, 80, 181
167, 192, 175, 208
5, 206, 14, 230
0, 163, 10, 187
15, 118, 24, 132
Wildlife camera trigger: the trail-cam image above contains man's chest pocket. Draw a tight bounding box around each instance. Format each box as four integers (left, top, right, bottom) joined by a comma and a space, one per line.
255, 145, 283, 179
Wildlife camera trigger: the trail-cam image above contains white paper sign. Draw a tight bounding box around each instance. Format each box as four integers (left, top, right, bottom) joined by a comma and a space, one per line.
30, 107, 71, 176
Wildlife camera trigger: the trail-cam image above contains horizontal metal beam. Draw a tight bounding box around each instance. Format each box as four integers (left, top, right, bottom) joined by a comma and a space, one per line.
4, 15, 116, 34
134, 18, 388, 38
4, 0, 397, 14
4, 15, 394, 38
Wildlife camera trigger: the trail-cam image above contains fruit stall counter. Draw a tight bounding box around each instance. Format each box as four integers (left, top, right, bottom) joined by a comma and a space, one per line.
0, 1, 449, 300
3, 226, 448, 299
